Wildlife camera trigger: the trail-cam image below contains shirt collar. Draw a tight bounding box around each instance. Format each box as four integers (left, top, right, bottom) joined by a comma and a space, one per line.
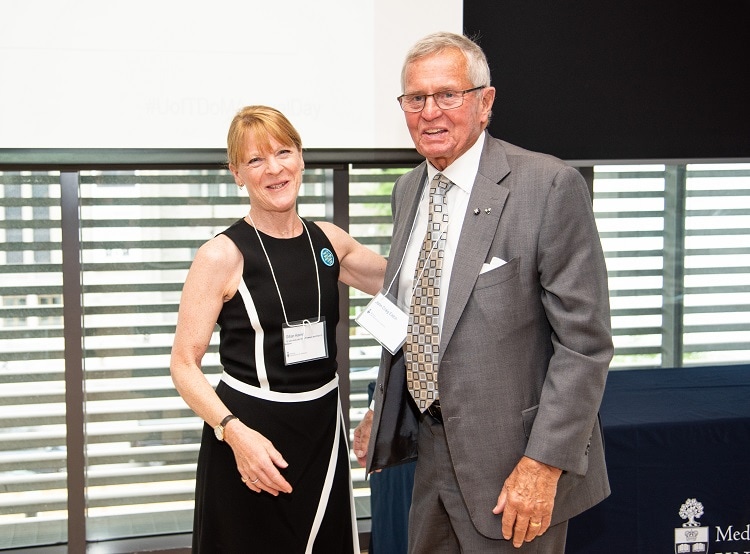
426, 131, 486, 195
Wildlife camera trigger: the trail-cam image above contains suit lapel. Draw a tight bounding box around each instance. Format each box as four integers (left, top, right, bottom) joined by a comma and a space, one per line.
384, 163, 428, 295
379, 163, 427, 369
440, 137, 510, 351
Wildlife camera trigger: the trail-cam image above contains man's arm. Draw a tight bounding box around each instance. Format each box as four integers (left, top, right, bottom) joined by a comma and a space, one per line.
526, 164, 613, 472
493, 164, 612, 547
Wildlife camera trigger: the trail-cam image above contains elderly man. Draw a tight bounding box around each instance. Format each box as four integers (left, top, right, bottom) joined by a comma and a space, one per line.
354, 32, 613, 552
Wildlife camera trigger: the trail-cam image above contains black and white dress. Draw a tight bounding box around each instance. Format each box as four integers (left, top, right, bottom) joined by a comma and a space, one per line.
192, 218, 359, 554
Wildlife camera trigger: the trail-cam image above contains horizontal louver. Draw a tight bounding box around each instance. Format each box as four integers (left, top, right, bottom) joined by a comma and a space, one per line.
1, 161, 748, 550
0, 172, 67, 548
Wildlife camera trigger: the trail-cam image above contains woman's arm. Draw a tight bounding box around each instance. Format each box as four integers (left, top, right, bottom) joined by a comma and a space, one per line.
170, 235, 241, 428
170, 235, 292, 495
316, 221, 386, 295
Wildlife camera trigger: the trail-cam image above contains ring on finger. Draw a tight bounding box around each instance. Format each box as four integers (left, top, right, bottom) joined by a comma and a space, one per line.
250, 478, 259, 484
241, 476, 248, 483
529, 521, 542, 528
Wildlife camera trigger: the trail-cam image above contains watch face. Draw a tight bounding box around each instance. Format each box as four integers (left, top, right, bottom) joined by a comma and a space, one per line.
214, 426, 224, 441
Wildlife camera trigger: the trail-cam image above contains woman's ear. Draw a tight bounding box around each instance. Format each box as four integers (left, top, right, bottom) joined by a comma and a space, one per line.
229, 164, 243, 187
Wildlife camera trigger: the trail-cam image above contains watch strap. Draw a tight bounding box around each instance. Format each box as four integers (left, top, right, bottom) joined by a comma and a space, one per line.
214, 414, 238, 441
218, 414, 237, 429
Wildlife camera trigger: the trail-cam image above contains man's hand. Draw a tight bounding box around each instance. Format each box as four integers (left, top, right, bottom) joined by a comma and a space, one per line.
492, 456, 562, 548
353, 409, 374, 468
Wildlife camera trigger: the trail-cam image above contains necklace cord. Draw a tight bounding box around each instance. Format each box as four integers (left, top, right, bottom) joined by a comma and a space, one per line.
247, 214, 322, 326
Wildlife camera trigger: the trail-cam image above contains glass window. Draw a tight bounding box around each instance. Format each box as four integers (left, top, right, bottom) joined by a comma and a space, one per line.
78, 169, 247, 540
682, 164, 750, 364
593, 163, 750, 368
0, 171, 67, 550
347, 167, 409, 518
593, 165, 667, 368
0, 160, 748, 550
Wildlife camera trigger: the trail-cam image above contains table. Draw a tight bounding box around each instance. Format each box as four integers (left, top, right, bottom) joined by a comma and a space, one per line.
567, 364, 750, 553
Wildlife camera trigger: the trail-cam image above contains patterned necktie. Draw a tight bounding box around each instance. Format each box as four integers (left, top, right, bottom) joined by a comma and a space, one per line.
405, 173, 454, 411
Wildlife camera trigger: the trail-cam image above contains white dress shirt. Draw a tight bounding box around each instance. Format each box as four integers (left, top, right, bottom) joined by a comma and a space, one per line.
397, 133, 486, 334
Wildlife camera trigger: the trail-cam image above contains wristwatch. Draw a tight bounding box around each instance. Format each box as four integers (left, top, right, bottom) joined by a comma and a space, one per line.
214, 414, 238, 441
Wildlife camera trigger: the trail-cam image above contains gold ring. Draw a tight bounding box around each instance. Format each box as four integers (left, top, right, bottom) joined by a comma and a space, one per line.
529, 521, 542, 527
241, 477, 248, 483
251, 478, 260, 484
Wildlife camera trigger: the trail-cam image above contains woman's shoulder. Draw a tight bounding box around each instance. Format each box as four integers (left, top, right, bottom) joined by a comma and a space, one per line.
311, 220, 344, 247
311, 220, 335, 234
220, 218, 250, 242
195, 233, 242, 269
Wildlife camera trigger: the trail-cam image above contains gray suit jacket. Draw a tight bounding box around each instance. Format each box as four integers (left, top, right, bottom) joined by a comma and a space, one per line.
366, 133, 613, 539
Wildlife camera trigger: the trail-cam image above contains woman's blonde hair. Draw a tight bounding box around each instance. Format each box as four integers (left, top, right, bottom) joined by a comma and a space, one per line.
227, 106, 302, 167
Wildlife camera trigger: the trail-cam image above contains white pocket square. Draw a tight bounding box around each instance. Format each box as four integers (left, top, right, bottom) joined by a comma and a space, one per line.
480, 256, 507, 274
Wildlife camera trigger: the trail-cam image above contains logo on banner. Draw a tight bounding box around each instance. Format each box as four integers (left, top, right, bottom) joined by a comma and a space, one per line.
675, 498, 709, 553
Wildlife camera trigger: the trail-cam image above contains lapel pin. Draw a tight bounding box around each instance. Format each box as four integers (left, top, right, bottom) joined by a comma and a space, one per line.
485, 208, 492, 214
473, 208, 480, 215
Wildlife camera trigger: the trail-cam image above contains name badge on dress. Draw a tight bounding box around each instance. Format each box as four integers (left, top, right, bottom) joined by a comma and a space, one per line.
356, 291, 408, 354
283, 318, 328, 365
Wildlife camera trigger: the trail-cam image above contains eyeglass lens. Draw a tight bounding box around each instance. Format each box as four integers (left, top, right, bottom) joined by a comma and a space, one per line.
398, 87, 483, 112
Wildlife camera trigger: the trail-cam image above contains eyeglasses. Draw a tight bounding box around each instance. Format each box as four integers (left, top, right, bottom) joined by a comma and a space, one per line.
397, 86, 486, 113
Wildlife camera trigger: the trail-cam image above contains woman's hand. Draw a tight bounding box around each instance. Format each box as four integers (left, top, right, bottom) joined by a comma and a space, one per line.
225, 419, 293, 496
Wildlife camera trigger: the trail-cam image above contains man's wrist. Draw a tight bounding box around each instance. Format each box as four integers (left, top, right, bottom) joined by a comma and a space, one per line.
521, 455, 563, 477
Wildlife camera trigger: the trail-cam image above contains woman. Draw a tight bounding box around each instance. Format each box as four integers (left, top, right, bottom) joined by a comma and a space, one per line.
170, 105, 385, 553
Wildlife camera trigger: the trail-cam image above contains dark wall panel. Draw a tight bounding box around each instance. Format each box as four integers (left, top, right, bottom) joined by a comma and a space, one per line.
463, 1, 750, 161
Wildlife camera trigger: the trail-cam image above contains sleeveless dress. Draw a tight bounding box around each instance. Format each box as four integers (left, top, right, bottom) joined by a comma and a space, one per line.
192, 218, 360, 554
